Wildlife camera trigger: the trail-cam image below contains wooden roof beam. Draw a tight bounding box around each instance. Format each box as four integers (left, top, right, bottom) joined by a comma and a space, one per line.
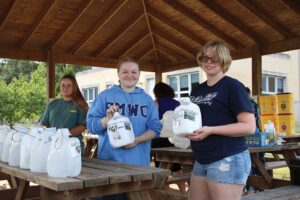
282, 0, 300, 16
157, 44, 186, 61
136, 46, 153, 60
152, 31, 195, 58
93, 13, 144, 57
156, 48, 176, 63
200, 0, 262, 44
162, 0, 242, 49
237, 0, 294, 38
49, 0, 94, 50
158, 41, 190, 61
142, 0, 158, 62
147, 7, 204, 46
70, 0, 127, 55
161, 60, 198, 73
21, 0, 59, 49
119, 32, 150, 58
0, 0, 18, 33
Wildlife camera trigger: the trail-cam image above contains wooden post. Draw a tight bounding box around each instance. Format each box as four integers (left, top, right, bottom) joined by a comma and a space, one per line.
47, 51, 56, 100
252, 45, 262, 96
155, 63, 162, 83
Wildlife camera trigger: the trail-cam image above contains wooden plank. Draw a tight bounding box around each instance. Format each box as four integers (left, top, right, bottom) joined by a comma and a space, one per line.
265, 161, 287, 170
141, 0, 158, 62
0, 185, 40, 200
162, 0, 242, 49
0, 0, 18, 33
21, 0, 59, 49
15, 179, 29, 200
70, 0, 127, 54
237, 0, 294, 38
40, 180, 155, 200
149, 189, 188, 200
0, 162, 83, 191
127, 191, 152, 200
82, 159, 153, 183
251, 44, 262, 96
242, 185, 300, 200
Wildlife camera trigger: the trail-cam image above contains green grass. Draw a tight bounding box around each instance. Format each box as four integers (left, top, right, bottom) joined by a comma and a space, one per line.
273, 167, 290, 180
296, 123, 300, 133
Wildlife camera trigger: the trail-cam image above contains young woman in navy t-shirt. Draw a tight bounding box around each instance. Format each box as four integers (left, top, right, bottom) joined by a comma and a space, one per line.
187, 40, 256, 200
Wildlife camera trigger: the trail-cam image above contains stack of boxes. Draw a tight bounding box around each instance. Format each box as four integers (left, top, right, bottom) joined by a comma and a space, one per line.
259, 93, 295, 136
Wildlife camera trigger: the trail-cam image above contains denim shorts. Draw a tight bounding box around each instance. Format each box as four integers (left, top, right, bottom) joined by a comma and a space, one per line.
192, 150, 251, 185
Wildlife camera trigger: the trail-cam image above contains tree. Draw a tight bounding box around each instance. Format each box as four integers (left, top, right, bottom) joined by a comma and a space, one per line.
0, 64, 47, 128
0, 59, 38, 84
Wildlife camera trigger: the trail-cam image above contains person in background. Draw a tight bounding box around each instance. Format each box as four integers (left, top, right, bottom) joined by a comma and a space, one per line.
151, 81, 180, 157
86, 58, 161, 200
40, 74, 89, 152
245, 87, 262, 133
187, 40, 256, 200
244, 86, 264, 194
151, 82, 186, 193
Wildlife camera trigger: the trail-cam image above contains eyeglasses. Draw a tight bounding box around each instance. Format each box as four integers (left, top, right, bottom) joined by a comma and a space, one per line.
199, 55, 219, 63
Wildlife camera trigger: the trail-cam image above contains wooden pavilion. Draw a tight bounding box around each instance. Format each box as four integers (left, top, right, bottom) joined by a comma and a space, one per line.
0, 0, 299, 98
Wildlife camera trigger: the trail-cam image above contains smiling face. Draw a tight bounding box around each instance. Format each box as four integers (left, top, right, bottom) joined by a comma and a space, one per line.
60, 78, 73, 100
200, 47, 223, 78
118, 61, 140, 92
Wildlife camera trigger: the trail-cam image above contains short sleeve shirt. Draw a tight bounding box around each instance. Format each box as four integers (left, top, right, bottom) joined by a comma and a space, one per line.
190, 76, 253, 164
40, 99, 86, 142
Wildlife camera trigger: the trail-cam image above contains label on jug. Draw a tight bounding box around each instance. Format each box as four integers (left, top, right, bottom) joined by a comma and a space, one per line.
109, 121, 131, 141
69, 142, 81, 157
174, 110, 196, 126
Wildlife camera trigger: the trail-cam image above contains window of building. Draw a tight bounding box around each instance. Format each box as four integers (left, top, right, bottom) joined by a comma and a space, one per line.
146, 78, 155, 99
262, 75, 286, 94
168, 72, 199, 98
83, 87, 98, 106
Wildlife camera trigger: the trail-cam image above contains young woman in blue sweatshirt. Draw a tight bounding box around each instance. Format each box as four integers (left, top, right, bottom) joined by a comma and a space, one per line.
87, 58, 161, 167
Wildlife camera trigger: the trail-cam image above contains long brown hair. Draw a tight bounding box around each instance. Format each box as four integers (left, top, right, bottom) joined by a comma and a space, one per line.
60, 74, 89, 113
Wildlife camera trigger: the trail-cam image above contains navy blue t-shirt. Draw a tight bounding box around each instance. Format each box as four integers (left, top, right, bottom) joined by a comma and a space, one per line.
190, 76, 253, 164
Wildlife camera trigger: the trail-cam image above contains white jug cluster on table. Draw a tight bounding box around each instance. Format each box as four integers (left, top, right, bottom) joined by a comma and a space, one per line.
158, 98, 202, 149
107, 112, 135, 148
0, 125, 82, 178
47, 128, 81, 178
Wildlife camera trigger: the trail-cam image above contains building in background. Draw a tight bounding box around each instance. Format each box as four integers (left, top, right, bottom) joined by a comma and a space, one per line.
76, 50, 300, 124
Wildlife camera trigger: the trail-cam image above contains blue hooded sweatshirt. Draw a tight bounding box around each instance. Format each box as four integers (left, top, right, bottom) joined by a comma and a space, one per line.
87, 85, 161, 167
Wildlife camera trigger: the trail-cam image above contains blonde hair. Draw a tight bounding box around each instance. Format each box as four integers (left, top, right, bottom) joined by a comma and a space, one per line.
196, 40, 232, 73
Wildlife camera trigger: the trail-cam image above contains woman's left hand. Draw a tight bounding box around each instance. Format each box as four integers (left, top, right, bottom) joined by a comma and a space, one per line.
186, 126, 212, 141
124, 138, 139, 148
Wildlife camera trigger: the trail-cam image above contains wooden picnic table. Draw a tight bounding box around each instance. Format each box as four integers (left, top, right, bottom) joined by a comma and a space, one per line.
0, 157, 170, 200
151, 144, 300, 190
281, 134, 300, 143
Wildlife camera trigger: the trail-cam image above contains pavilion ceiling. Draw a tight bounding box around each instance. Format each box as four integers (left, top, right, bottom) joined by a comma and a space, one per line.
0, 0, 299, 72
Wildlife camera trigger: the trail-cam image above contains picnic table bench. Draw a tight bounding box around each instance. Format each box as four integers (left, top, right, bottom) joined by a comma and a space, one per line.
241, 185, 300, 200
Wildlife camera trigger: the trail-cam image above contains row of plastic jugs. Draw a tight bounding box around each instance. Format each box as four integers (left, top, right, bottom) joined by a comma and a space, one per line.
0, 125, 81, 178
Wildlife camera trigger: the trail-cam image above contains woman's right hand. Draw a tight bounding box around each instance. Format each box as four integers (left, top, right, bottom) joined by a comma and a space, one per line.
106, 104, 119, 119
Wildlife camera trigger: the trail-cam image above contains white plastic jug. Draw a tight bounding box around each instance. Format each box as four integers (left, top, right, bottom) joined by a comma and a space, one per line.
47, 129, 81, 177
20, 127, 41, 169
30, 127, 56, 173
160, 111, 175, 138
173, 98, 202, 137
8, 126, 28, 166
107, 112, 135, 148
0, 125, 10, 159
1, 129, 17, 162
